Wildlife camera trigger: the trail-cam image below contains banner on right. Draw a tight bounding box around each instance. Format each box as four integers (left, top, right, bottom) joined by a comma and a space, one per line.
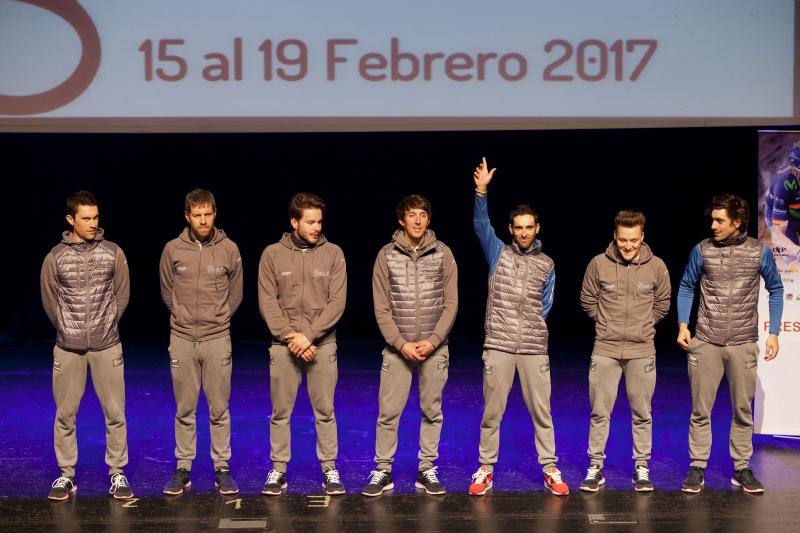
757, 130, 800, 436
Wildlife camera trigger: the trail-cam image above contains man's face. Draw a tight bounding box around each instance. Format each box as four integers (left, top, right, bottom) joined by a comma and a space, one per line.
184, 203, 216, 241
614, 225, 644, 262
710, 208, 741, 241
66, 204, 99, 242
291, 208, 323, 245
508, 214, 539, 250
399, 208, 430, 243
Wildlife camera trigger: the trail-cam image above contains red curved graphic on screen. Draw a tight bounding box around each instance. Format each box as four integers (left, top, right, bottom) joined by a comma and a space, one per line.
0, 0, 100, 116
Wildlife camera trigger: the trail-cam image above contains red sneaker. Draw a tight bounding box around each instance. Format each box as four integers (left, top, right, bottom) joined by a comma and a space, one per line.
544, 467, 569, 496
469, 466, 493, 496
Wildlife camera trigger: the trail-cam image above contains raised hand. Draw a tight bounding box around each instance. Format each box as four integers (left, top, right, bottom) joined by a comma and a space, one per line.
473, 156, 497, 193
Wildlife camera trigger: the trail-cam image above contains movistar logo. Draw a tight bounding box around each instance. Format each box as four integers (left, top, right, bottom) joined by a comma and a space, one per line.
784, 179, 797, 191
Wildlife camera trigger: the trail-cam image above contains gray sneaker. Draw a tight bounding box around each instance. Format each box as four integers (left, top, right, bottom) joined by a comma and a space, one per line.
48, 476, 76, 501
109, 473, 134, 500
362, 470, 393, 497
579, 465, 605, 492
261, 469, 287, 496
732, 468, 764, 493
681, 467, 704, 494
323, 467, 346, 495
633, 465, 654, 492
163, 468, 191, 495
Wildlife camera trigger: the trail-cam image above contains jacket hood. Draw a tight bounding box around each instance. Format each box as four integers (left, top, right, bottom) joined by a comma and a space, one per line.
605, 241, 653, 265
61, 228, 105, 245
391, 228, 438, 255
179, 227, 228, 246
512, 239, 542, 256
278, 232, 328, 251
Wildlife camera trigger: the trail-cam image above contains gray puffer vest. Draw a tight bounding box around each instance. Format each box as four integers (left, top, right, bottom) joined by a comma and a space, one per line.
484, 242, 553, 355
385, 239, 445, 343
53, 239, 121, 351
696, 236, 762, 346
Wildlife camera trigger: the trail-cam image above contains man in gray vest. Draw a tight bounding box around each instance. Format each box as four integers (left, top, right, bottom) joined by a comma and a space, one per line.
677, 194, 783, 494
160, 189, 243, 495
579, 210, 671, 492
258, 193, 347, 496
40, 191, 133, 501
362, 194, 458, 496
467, 158, 569, 497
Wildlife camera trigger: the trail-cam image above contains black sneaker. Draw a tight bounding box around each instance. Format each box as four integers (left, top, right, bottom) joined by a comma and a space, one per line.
109, 473, 134, 499
579, 465, 605, 492
731, 468, 764, 493
163, 468, 191, 495
323, 467, 346, 495
215, 467, 239, 495
362, 469, 393, 497
48, 476, 76, 501
261, 469, 287, 496
681, 467, 704, 494
415, 467, 446, 495
633, 465, 654, 492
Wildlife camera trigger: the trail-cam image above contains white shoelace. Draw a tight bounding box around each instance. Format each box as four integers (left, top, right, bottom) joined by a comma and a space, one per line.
635, 466, 650, 481
266, 470, 284, 485
109, 474, 129, 494
471, 468, 491, 483
546, 468, 564, 484
420, 467, 440, 483
324, 469, 341, 484
368, 470, 389, 484
52, 477, 72, 489
585, 466, 601, 480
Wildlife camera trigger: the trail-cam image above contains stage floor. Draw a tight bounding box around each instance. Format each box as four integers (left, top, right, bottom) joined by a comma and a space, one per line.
1, 338, 798, 532
2, 491, 800, 532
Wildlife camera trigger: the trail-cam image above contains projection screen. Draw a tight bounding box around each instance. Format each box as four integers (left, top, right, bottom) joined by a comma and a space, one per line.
0, 0, 798, 132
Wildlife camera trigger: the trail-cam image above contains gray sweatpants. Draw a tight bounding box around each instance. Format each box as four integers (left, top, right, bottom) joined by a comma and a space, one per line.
169, 334, 233, 471
478, 349, 557, 473
53, 343, 128, 478
688, 338, 759, 470
374, 345, 449, 472
587, 354, 656, 468
269, 342, 339, 473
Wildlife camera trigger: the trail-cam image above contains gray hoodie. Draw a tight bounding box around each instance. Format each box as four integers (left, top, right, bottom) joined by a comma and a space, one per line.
258, 233, 347, 346
580, 242, 671, 359
159, 227, 243, 341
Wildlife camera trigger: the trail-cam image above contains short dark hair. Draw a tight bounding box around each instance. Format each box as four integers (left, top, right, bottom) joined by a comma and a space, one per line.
614, 210, 646, 230
508, 204, 538, 226
289, 192, 325, 221
184, 189, 216, 212
66, 190, 97, 217
709, 193, 749, 232
396, 194, 431, 221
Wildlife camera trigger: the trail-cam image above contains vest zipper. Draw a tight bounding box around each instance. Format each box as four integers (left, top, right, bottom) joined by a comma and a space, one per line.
516, 259, 529, 353
414, 258, 421, 341
84, 252, 91, 349
726, 248, 733, 345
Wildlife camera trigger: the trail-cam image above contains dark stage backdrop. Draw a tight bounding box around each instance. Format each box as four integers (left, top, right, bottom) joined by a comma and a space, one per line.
0, 127, 779, 357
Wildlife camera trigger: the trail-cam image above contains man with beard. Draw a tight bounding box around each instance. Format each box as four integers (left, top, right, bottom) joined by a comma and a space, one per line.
467, 158, 569, 497
160, 189, 243, 495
